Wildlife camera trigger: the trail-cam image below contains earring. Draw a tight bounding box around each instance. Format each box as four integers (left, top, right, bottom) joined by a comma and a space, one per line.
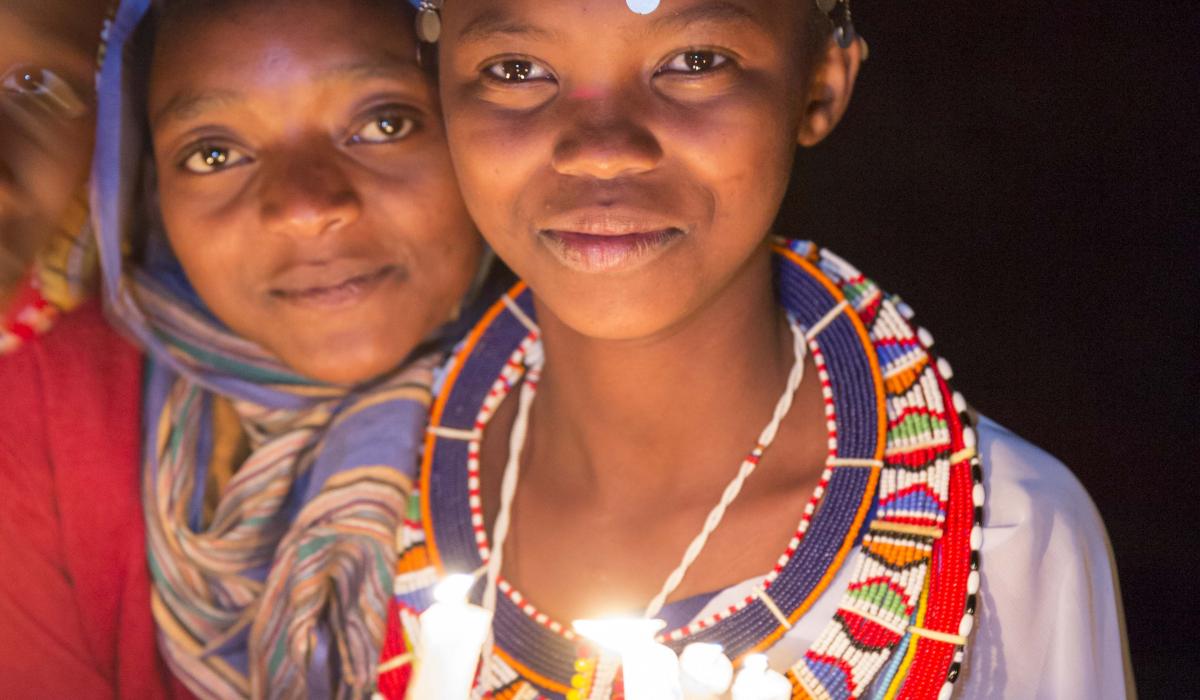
815, 0, 856, 49
415, 0, 443, 43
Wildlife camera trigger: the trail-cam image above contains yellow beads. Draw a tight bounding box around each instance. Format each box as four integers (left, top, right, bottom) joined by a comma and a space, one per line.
568, 657, 597, 699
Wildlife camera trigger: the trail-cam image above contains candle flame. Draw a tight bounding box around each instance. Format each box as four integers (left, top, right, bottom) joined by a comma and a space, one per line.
432, 573, 477, 604
572, 618, 666, 651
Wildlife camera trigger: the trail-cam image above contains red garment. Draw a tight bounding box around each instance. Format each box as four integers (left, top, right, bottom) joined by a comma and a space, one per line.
0, 301, 189, 699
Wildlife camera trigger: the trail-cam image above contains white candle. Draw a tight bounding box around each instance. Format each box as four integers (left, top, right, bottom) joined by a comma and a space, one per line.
679, 643, 734, 700
573, 618, 682, 700
407, 574, 493, 700
730, 654, 791, 700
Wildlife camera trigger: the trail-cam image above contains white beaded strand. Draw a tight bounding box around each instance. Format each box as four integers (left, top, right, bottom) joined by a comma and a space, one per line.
645, 318, 807, 618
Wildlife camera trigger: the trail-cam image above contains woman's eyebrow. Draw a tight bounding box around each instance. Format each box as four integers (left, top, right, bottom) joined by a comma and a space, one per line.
319, 56, 423, 82
150, 56, 419, 128
152, 88, 243, 128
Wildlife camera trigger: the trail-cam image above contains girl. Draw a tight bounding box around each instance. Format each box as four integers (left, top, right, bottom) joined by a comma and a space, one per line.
0, 0, 492, 697
378, 1, 1131, 698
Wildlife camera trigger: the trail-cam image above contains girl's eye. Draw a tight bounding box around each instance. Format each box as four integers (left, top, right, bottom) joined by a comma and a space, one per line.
658, 50, 730, 75
483, 59, 553, 83
1, 65, 87, 118
349, 114, 416, 145
180, 145, 251, 174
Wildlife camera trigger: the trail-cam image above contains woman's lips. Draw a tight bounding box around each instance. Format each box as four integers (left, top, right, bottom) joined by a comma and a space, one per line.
269, 264, 399, 309
538, 228, 683, 272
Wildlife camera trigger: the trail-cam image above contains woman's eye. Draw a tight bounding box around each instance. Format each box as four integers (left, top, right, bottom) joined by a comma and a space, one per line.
483, 59, 553, 83
349, 114, 416, 145
659, 50, 730, 75
180, 145, 250, 174
1, 65, 87, 118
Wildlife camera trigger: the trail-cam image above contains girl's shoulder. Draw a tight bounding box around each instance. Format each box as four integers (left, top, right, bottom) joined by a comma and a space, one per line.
975, 416, 1107, 536
965, 417, 1133, 698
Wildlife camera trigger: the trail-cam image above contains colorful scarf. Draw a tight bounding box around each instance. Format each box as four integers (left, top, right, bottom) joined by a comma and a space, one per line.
94, 1, 442, 696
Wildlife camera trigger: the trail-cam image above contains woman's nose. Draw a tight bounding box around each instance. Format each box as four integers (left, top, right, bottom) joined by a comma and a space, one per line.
258, 147, 362, 239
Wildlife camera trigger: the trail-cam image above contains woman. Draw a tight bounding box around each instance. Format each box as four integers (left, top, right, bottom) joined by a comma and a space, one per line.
0, 0, 493, 697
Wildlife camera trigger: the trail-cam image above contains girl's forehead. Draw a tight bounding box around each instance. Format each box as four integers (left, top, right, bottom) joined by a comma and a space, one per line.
442, 0, 804, 39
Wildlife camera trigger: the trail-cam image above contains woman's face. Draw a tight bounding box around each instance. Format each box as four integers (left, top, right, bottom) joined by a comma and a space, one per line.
148, 0, 481, 385
0, 0, 107, 301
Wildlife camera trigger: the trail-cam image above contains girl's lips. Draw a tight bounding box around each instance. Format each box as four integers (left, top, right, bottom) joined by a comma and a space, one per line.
537, 228, 683, 272
269, 264, 398, 309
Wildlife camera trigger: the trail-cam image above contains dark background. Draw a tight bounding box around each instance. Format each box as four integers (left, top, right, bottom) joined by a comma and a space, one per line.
781, 2, 1197, 695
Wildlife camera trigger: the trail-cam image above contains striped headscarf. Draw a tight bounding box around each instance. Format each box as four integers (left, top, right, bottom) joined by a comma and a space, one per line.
94, 0, 446, 696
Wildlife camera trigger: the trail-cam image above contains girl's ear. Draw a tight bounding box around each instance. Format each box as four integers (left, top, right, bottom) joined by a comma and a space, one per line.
797, 37, 865, 147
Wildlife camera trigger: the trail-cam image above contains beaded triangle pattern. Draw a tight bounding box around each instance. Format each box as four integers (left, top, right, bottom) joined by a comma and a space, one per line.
373, 241, 983, 700
779, 243, 983, 700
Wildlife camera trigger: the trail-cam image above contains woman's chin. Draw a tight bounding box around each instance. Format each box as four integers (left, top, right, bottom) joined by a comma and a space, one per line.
274, 334, 421, 387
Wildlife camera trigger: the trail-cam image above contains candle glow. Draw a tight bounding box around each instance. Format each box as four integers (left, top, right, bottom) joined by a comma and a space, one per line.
407, 574, 492, 700
730, 654, 791, 700
573, 618, 682, 700
679, 643, 734, 699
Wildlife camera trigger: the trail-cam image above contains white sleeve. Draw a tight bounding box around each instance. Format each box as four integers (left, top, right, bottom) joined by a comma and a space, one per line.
958, 418, 1134, 699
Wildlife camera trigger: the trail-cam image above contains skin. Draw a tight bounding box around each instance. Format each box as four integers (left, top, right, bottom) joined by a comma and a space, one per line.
439, 0, 862, 621
148, 0, 482, 386
0, 0, 108, 307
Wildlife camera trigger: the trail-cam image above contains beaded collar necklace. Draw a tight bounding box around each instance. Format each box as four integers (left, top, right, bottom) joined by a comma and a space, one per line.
379, 240, 984, 700
482, 316, 810, 627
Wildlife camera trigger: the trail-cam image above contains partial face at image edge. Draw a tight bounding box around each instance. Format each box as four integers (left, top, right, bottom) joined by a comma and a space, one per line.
0, 0, 109, 303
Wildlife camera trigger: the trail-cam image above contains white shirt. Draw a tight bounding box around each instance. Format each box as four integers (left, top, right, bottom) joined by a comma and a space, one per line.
688, 417, 1134, 699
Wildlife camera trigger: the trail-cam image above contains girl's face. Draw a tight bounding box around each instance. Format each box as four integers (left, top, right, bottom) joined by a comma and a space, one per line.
149, 0, 481, 385
439, 0, 852, 341
439, 0, 804, 341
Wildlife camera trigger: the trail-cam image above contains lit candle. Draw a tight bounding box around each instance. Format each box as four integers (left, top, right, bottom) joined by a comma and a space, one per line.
573, 618, 682, 700
730, 654, 791, 700
407, 574, 493, 700
679, 643, 734, 700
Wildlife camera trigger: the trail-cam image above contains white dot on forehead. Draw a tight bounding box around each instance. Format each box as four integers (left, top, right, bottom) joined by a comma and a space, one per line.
626, 0, 661, 14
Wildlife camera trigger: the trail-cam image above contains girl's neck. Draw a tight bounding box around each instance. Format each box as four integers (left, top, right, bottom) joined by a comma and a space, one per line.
524, 245, 813, 502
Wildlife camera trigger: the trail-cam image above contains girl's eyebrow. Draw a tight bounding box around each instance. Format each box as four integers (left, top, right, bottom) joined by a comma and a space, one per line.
649, 0, 766, 32
456, 9, 560, 45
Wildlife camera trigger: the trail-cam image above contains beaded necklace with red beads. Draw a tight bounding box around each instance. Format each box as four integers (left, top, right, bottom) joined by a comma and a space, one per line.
377, 240, 984, 700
